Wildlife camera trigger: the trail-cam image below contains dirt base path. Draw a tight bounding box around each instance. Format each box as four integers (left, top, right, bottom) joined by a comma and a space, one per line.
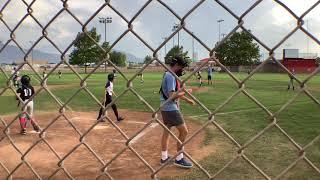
0, 110, 214, 179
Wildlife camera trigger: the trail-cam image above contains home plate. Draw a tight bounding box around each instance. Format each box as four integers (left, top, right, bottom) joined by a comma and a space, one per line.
93, 125, 110, 130
29, 130, 41, 134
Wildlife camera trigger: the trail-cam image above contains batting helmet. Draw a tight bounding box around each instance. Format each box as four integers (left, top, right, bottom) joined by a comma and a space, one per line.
20, 75, 31, 85
108, 73, 115, 81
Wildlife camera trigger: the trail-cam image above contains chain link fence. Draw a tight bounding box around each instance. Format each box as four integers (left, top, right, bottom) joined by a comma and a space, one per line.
0, 0, 320, 179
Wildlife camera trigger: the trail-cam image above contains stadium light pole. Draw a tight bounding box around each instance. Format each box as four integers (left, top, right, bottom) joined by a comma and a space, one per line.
217, 19, 224, 42
99, 16, 112, 72
172, 23, 179, 47
162, 37, 167, 56
29, 41, 33, 66
306, 19, 309, 55
191, 32, 195, 62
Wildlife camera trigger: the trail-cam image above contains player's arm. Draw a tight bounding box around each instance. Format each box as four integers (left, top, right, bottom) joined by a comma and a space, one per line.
180, 95, 195, 105
178, 88, 195, 105
169, 91, 185, 99
168, 89, 195, 105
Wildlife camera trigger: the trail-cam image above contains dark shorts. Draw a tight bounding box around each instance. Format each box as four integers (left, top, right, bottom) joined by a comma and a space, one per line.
161, 110, 184, 128
105, 94, 112, 105
208, 75, 212, 80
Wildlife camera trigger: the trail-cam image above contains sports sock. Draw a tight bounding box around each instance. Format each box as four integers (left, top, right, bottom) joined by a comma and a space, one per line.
161, 151, 168, 160
19, 117, 27, 129
176, 153, 183, 161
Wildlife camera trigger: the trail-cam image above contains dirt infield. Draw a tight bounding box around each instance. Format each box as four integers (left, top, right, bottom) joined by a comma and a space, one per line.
0, 110, 214, 179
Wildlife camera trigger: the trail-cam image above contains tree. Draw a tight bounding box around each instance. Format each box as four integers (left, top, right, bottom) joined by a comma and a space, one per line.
97, 41, 111, 70
69, 27, 101, 73
110, 51, 126, 67
144, 55, 152, 64
164, 45, 191, 65
215, 31, 260, 66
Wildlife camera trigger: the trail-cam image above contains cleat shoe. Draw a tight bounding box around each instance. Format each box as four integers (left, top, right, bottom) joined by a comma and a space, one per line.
174, 158, 193, 169
20, 129, 27, 135
97, 118, 106, 122
117, 117, 124, 122
160, 156, 172, 165
33, 125, 41, 133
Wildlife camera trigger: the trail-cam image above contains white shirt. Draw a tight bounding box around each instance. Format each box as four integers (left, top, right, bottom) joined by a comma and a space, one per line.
12, 69, 19, 76
105, 81, 113, 96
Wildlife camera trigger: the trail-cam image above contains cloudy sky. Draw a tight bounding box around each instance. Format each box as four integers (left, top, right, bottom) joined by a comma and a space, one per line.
0, 0, 319, 61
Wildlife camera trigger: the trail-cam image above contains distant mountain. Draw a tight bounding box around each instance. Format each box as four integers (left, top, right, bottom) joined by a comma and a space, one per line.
0, 43, 144, 64
0, 43, 60, 63
118, 51, 144, 63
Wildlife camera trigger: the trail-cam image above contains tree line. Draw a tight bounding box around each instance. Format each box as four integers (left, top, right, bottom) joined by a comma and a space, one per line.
70, 28, 261, 73
143, 31, 260, 66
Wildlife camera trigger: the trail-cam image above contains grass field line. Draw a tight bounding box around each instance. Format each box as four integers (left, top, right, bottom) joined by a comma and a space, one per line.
30, 75, 75, 112
190, 99, 315, 118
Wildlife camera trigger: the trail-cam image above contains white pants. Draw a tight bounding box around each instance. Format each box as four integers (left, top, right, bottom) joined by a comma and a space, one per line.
21, 100, 34, 116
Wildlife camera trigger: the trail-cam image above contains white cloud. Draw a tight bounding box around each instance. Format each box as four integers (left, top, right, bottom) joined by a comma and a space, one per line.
0, 0, 319, 59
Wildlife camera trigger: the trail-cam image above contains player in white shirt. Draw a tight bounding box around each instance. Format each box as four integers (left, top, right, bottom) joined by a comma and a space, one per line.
12, 67, 20, 88
97, 73, 124, 122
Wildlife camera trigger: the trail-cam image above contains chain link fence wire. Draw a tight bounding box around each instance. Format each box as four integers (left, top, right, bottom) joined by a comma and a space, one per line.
0, 0, 320, 179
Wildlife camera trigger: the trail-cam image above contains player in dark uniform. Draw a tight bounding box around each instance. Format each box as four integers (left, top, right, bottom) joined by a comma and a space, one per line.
97, 73, 124, 122
137, 72, 144, 83
58, 70, 62, 79
196, 71, 203, 87
16, 75, 41, 135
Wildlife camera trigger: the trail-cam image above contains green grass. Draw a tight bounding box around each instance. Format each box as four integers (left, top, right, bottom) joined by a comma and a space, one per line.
0, 70, 319, 179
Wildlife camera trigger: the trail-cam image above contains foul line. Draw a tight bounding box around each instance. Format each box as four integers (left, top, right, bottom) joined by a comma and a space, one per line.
130, 123, 158, 144
70, 117, 148, 125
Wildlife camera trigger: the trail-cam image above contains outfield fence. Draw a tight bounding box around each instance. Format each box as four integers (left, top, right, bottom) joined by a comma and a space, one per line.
0, 0, 320, 179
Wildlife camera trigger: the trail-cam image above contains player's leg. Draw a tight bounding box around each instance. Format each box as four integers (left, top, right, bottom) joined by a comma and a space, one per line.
175, 122, 192, 168
176, 123, 188, 152
171, 111, 193, 168
107, 94, 124, 121
97, 95, 107, 121
160, 127, 171, 164
27, 101, 41, 132
19, 114, 27, 135
19, 103, 28, 135
160, 111, 173, 164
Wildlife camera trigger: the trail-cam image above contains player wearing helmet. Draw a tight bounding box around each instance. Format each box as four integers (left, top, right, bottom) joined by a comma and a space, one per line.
16, 75, 41, 135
